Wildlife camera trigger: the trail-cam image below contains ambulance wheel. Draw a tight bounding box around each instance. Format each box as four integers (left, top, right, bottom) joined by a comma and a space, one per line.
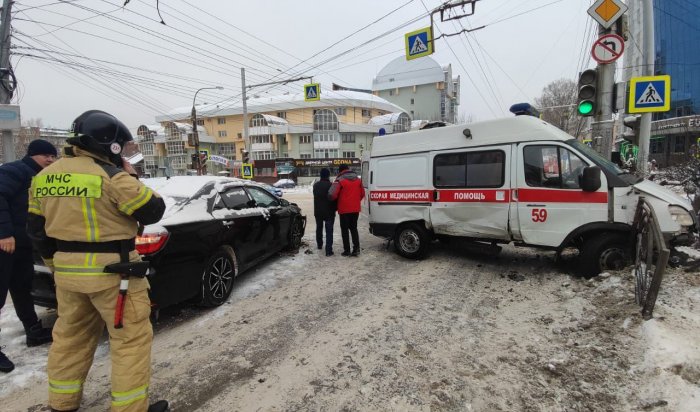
200, 245, 238, 307
394, 223, 429, 259
578, 233, 631, 277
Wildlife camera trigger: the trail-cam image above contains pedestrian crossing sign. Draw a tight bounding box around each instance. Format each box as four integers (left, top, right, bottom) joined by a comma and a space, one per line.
304, 83, 320, 102
405, 27, 433, 61
242, 163, 253, 179
628, 75, 671, 113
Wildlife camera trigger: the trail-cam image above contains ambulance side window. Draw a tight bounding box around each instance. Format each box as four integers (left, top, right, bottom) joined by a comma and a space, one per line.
434, 150, 505, 188
523, 146, 586, 190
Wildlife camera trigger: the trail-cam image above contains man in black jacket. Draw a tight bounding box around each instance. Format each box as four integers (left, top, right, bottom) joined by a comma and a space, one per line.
313, 168, 337, 256
0, 139, 57, 373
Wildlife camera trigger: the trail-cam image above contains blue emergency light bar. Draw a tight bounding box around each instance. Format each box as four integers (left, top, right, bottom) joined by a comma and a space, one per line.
509, 103, 541, 118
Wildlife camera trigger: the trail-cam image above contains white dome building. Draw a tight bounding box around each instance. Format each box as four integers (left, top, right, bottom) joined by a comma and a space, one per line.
372, 55, 460, 123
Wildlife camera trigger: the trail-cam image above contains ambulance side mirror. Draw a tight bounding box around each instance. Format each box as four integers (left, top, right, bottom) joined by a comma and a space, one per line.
579, 166, 601, 192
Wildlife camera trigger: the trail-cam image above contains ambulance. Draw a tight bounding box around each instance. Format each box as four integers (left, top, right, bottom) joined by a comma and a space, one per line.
362, 115, 697, 276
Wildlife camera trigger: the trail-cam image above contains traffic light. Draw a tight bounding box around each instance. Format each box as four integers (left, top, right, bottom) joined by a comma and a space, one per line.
622, 115, 641, 146
191, 153, 198, 169
242, 149, 250, 164
577, 69, 598, 116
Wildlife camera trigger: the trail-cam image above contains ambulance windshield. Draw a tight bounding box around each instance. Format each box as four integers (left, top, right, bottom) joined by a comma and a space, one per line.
566, 140, 642, 184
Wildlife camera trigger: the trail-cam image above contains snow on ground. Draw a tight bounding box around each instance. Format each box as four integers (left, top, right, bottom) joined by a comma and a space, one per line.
1, 191, 698, 410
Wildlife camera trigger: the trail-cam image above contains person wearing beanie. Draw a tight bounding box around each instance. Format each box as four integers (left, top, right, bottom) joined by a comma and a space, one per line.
328, 164, 365, 257
0, 139, 57, 373
313, 168, 337, 256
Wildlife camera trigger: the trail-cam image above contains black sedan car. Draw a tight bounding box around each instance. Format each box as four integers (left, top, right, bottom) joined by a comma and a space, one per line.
32, 176, 306, 309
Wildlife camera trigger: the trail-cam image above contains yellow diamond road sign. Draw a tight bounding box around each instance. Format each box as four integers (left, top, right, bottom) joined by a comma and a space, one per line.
587, 0, 627, 29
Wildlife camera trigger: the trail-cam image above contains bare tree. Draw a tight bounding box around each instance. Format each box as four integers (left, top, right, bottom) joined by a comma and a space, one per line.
535, 79, 588, 138
22, 118, 44, 128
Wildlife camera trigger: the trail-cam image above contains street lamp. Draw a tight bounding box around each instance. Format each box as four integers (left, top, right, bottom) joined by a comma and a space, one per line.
192, 86, 223, 175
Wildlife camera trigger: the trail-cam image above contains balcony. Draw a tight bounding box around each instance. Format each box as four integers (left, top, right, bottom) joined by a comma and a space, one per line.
252, 142, 273, 151
314, 140, 340, 149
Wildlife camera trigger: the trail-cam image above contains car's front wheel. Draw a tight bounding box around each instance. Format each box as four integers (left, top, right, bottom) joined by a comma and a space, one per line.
200, 246, 238, 307
285, 217, 304, 251
394, 223, 430, 259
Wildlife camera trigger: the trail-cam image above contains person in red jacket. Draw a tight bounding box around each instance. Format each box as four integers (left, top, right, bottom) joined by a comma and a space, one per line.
328, 164, 365, 256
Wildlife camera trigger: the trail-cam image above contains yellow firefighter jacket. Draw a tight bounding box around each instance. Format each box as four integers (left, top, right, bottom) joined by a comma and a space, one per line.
27, 146, 165, 294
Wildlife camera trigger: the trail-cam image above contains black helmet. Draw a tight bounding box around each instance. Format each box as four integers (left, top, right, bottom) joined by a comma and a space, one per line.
68, 110, 133, 164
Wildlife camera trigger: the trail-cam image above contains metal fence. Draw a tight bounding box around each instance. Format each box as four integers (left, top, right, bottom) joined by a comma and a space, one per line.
632, 197, 670, 320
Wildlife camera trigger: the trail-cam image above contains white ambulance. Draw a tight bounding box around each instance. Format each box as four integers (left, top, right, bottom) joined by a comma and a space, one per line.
362, 115, 697, 276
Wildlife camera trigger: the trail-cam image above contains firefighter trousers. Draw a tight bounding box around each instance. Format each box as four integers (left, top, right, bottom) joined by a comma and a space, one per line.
48, 284, 153, 412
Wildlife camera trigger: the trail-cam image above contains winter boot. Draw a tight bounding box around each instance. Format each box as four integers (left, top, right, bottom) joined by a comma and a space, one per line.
0, 348, 14, 373
26, 320, 53, 347
148, 400, 169, 412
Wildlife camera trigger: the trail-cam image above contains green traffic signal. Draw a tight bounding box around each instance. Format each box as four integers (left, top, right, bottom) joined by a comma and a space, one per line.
578, 101, 594, 116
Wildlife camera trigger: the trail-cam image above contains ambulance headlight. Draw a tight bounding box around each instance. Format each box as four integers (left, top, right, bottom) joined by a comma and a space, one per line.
668, 205, 695, 227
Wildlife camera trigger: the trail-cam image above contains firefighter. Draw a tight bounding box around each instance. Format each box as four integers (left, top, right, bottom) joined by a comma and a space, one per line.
27, 110, 168, 412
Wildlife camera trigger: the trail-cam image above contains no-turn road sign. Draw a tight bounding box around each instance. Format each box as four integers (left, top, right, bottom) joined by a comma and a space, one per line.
591, 34, 625, 64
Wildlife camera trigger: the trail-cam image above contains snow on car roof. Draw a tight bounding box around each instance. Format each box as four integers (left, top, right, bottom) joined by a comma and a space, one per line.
143, 176, 248, 199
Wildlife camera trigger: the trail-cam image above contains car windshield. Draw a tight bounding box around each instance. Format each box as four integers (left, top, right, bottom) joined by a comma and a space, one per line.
566, 139, 642, 184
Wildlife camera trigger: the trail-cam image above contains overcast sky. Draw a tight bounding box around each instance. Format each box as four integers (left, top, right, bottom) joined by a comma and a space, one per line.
12, 0, 599, 130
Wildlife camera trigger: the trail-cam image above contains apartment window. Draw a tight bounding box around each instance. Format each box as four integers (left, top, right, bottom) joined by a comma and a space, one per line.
251, 114, 267, 127
217, 143, 235, 156
196, 119, 204, 126
342, 151, 356, 158
362, 109, 371, 117
237, 133, 242, 139
218, 130, 227, 137
314, 149, 338, 158
389, 90, 394, 96
313, 109, 339, 131
341, 133, 355, 143
299, 135, 312, 144
435, 150, 506, 188
314, 132, 338, 143
299, 153, 312, 159
334, 107, 347, 116
410, 98, 415, 105
276, 111, 287, 119
277, 134, 287, 144
252, 135, 271, 144
254, 151, 275, 160
217, 118, 226, 125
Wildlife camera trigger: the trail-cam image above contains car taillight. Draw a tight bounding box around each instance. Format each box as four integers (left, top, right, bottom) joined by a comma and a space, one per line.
135, 231, 169, 255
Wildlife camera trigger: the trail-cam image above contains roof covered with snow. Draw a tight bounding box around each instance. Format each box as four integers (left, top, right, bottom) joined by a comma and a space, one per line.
156, 90, 405, 122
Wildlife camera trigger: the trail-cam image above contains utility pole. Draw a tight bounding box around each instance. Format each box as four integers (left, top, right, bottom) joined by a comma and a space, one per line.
0, 0, 14, 163
191, 86, 223, 175
636, 0, 655, 176
241, 67, 249, 165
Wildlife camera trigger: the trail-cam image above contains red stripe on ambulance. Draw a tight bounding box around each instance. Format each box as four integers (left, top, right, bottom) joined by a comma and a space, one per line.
438, 189, 510, 203
517, 188, 608, 203
370, 190, 432, 202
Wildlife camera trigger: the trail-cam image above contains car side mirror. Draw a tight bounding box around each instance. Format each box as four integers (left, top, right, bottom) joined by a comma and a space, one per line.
247, 199, 257, 208
279, 198, 290, 206
579, 166, 601, 192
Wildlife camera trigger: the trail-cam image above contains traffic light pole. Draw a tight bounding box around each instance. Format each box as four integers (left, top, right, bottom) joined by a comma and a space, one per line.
591, 26, 616, 160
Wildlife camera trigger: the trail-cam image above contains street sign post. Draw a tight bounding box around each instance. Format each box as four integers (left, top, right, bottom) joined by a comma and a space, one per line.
591, 34, 625, 64
404, 27, 433, 61
304, 83, 320, 102
587, 0, 628, 29
628, 75, 671, 113
241, 163, 254, 179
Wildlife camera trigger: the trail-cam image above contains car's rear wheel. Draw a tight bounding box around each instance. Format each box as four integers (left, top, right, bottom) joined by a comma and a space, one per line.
394, 223, 430, 259
200, 245, 238, 307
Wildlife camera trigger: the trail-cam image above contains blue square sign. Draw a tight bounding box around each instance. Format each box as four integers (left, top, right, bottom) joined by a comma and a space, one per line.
405, 27, 433, 60
628, 75, 671, 113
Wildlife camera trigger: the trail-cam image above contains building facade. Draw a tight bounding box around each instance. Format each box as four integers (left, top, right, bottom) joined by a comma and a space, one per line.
372, 55, 460, 124
143, 90, 410, 183
619, 1, 700, 167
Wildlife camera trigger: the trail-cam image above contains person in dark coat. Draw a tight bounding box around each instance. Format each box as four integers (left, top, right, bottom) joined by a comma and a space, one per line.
0, 139, 57, 373
328, 164, 365, 257
313, 168, 336, 256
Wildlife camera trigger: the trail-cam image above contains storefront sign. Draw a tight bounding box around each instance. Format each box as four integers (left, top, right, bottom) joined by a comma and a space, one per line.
294, 158, 360, 167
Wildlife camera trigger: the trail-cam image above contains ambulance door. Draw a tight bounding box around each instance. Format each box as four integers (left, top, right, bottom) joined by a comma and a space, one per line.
430, 146, 511, 239
515, 143, 608, 247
